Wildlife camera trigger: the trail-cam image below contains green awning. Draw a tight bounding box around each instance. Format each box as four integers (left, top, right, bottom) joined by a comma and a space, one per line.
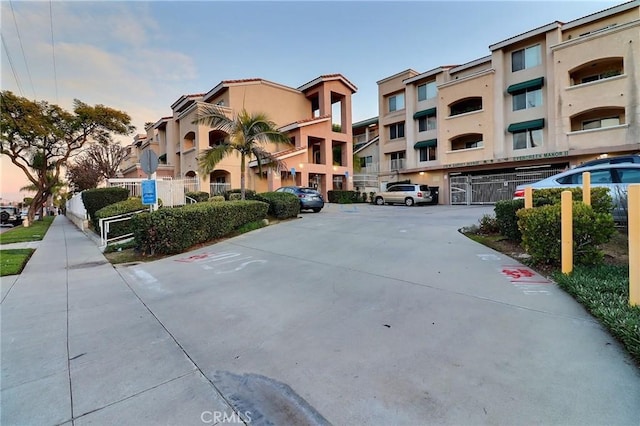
414, 139, 437, 149
507, 77, 544, 94
413, 107, 436, 119
507, 118, 545, 133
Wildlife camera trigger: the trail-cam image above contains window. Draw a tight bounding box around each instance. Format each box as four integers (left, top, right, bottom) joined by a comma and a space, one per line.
418, 82, 437, 101
359, 156, 373, 168
512, 44, 541, 72
390, 151, 405, 170
513, 129, 543, 150
419, 146, 437, 162
418, 114, 437, 132
557, 169, 613, 185
388, 93, 405, 112
389, 122, 405, 140
617, 168, 640, 184
512, 88, 542, 111
583, 116, 620, 130
581, 70, 621, 84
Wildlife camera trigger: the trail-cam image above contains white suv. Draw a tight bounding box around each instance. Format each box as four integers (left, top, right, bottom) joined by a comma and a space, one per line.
374, 184, 437, 206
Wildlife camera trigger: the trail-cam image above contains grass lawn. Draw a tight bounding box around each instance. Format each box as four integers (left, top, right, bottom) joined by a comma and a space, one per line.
0, 249, 35, 276
0, 216, 54, 244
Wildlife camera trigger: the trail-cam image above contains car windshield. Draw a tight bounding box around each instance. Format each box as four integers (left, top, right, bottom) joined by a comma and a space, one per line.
300, 188, 319, 194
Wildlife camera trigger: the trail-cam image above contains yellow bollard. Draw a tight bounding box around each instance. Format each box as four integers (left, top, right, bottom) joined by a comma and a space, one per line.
629, 185, 640, 306
524, 186, 533, 209
582, 172, 591, 206
561, 190, 573, 274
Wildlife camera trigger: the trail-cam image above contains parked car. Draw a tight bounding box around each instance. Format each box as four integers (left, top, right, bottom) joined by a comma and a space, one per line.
374, 184, 437, 206
575, 154, 640, 168
0, 206, 23, 226
274, 186, 324, 212
514, 163, 640, 222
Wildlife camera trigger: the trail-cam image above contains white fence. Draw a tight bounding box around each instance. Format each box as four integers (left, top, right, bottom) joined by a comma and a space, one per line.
107, 177, 200, 207
66, 192, 89, 230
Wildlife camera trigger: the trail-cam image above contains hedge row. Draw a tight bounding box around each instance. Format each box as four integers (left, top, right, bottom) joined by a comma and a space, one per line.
95, 197, 146, 236
82, 187, 129, 226
327, 190, 363, 204
132, 200, 268, 255
185, 191, 211, 202
254, 192, 300, 219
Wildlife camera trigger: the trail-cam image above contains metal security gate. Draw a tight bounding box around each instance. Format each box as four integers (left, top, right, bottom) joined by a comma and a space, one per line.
449, 168, 565, 205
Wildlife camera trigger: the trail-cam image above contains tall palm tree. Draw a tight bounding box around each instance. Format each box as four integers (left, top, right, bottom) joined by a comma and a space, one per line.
193, 105, 292, 200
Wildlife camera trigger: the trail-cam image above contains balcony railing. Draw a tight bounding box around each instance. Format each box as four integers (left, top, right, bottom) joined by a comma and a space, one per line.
390, 159, 406, 171
210, 182, 231, 195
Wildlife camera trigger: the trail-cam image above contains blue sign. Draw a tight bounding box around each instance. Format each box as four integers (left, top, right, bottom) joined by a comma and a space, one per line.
290, 167, 296, 177
141, 179, 157, 205
345, 171, 349, 178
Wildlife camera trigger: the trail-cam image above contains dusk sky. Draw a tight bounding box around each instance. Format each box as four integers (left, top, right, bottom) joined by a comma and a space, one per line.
1, 0, 620, 202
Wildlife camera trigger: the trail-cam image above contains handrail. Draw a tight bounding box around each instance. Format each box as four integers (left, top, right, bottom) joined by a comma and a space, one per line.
99, 209, 147, 247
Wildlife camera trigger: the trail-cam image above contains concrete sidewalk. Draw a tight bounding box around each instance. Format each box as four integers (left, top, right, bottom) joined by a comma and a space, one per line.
1, 216, 236, 425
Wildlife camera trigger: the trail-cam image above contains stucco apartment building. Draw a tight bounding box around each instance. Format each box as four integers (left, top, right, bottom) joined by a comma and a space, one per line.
120, 75, 357, 199
376, 0, 639, 205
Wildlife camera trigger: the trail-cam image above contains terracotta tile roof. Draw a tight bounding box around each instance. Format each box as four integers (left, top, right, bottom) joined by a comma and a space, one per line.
221, 78, 263, 84
279, 114, 331, 129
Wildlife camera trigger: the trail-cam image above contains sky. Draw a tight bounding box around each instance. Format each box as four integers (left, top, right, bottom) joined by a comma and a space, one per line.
0, 0, 622, 203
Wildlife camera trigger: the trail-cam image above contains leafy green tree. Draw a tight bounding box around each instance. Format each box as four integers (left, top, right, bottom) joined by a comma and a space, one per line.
1, 91, 134, 223
192, 104, 292, 200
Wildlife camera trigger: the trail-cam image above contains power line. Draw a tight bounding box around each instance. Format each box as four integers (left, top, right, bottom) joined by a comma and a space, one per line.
9, 0, 36, 100
49, 0, 59, 103
1, 33, 25, 97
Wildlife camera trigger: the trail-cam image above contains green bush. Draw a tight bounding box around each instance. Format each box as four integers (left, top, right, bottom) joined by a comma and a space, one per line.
327, 190, 362, 204
132, 200, 268, 255
255, 192, 300, 219
478, 214, 500, 234
185, 191, 210, 202
95, 197, 146, 235
516, 202, 616, 265
494, 187, 613, 242
229, 193, 242, 201
82, 187, 129, 227
223, 188, 257, 200
209, 195, 225, 202
494, 199, 525, 241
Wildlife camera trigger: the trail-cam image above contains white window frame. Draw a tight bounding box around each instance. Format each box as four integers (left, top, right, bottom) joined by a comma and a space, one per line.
512, 87, 543, 111
417, 82, 437, 102
513, 128, 543, 150
582, 116, 620, 130
388, 93, 405, 112
418, 114, 437, 132
389, 122, 405, 140
512, 44, 541, 72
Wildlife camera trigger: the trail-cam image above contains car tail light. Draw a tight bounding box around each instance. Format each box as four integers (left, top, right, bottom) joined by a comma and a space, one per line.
417, 192, 423, 197
513, 189, 525, 198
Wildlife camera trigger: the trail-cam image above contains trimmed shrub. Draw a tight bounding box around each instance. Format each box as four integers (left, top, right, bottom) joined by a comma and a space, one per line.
132, 200, 268, 255
478, 214, 500, 235
82, 187, 129, 227
327, 190, 362, 204
223, 188, 257, 200
229, 193, 242, 201
255, 192, 300, 219
185, 191, 210, 202
494, 199, 525, 241
209, 195, 225, 202
516, 202, 616, 265
95, 197, 146, 235
494, 187, 613, 242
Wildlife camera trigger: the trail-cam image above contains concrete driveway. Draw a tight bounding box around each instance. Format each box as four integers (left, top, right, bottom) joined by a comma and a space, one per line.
114, 203, 640, 425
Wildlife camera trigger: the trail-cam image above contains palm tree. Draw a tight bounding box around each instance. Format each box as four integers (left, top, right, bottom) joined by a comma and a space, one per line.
193, 105, 292, 200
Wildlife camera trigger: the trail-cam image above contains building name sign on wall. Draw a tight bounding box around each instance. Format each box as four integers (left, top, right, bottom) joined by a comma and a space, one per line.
443, 151, 569, 169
